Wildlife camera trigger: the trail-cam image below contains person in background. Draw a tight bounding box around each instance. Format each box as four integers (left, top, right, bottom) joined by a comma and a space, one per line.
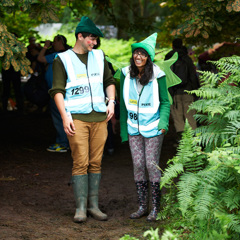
165, 38, 199, 146
120, 33, 170, 221
37, 35, 70, 152
26, 37, 43, 75
49, 16, 115, 223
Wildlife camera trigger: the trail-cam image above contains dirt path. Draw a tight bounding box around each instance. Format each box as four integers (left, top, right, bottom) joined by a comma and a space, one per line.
0, 111, 177, 240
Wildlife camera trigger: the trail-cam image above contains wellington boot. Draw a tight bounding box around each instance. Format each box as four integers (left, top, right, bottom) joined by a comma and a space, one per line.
146, 182, 160, 222
130, 181, 148, 219
87, 173, 108, 221
72, 175, 88, 223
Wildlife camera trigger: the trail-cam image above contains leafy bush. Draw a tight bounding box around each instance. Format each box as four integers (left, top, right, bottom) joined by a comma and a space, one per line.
159, 55, 240, 239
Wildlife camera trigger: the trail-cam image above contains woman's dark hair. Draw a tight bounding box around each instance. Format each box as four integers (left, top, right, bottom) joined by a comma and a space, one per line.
130, 48, 153, 86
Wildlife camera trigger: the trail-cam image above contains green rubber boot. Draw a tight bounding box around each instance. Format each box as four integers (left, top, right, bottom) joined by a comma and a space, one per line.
87, 173, 108, 221
72, 175, 88, 223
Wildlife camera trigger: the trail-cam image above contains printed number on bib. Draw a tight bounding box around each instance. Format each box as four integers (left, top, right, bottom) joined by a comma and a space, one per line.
129, 112, 138, 120
71, 86, 89, 95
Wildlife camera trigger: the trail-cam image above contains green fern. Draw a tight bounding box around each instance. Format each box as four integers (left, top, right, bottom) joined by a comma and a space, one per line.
222, 188, 240, 211
177, 172, 201, 216
160, 55, 240, 239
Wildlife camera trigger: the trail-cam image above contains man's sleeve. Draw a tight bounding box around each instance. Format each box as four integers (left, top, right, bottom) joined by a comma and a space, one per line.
48, 56, 67, 98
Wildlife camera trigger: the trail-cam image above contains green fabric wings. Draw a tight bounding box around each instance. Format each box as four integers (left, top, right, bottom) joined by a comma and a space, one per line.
154, 52, 182, 88
106, 52, 181, 104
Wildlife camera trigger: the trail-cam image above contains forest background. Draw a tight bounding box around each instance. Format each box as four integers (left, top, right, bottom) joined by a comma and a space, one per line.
1, 1, 240, 240
1, 0, 240, 75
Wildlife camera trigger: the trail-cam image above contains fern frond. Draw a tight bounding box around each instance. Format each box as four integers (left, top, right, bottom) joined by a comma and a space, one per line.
188, 88, 221, 99
192, 182, 216, 220
214, 61, 240, 73
196, 129, 223, 148
177, 173, 201, 216
224, 110, 240, 121
222, 188, 240, 211
215, 55, 240, 72
226, 214, 240, 233
160, 163, 184, 188
189, 98, 230, 116
199, 166, 228, 186
218, 55, 240, 65
194, 113, 209, 124
223, 120, 240, 145
197, 70, 220, 86
227, 146, 240, 154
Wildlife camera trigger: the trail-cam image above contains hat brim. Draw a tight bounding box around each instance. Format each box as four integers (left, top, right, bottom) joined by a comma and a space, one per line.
131, 43, 155, 61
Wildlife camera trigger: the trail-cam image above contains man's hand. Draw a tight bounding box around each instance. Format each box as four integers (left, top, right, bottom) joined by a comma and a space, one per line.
106, 101, 115, 122
62, 115, 75, 137
44, 40, 52, 49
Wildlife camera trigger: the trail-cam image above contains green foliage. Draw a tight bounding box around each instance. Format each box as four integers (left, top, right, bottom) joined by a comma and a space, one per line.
160, 0, 240, 47
93, 0, 164, 40
120, 235, 139, 240
0, 23, 32, 75
2, 10, 41, 42
160, 55, 240, 239
143, 228, 160, 240
120, 228, 161, 240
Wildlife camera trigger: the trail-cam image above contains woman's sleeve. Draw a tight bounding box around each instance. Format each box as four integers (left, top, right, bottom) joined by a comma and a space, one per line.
158, 76, 171, 133
119, 71, 129, 142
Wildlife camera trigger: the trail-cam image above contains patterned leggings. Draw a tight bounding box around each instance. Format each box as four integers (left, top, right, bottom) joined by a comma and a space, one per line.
129, 134, 164, 183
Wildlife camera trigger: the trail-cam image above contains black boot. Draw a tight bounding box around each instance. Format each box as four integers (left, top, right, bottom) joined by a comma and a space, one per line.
130, 181, 148, 219
146, 182, 160, 222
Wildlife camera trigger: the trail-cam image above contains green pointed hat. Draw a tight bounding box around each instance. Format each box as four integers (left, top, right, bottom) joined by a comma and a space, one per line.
131, 33, 157, 61
75, 16, 104, 37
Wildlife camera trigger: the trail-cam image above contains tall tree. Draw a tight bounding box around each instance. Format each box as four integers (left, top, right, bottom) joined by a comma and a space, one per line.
92, 0, 165, 40
158, 0, 240, 47
0, 0, 93, 75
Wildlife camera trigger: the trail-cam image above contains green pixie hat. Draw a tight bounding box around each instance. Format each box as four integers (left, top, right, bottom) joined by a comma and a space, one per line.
75, 16, 104, 37
131, 32, 157, 61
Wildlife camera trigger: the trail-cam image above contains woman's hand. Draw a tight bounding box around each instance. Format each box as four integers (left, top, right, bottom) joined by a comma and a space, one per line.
106, 101, 115, 122
161, 129, 166, 134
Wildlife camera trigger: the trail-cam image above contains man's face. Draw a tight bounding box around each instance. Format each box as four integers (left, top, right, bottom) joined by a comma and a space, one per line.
80, 35, 98, 53
52, 37, 62, 51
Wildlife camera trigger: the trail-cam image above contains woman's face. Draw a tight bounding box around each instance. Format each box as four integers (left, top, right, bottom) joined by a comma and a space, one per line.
133, 49, 148, 71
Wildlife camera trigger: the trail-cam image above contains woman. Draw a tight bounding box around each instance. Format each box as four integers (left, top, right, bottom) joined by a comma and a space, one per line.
120, 33, 170, 221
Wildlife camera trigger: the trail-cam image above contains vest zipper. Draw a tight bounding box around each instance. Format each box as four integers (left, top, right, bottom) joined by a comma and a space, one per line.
137, 87, 144, 133
86, 64, 94, 110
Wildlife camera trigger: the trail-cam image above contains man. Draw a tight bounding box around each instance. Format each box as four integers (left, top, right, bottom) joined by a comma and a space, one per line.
165, 38, 199, 145
49, 16, 116, 223
37, 35, 69, 152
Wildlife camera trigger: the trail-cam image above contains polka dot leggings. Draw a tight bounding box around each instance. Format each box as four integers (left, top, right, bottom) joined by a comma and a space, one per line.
129, 134, 164, 183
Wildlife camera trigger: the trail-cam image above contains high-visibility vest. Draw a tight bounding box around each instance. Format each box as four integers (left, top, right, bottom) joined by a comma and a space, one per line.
58, 49, 106, 114
122, 64, 165, 138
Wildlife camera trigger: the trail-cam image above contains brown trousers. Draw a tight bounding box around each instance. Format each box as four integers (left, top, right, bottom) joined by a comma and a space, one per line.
171, 93, 197, 133
68, 120, 108, 176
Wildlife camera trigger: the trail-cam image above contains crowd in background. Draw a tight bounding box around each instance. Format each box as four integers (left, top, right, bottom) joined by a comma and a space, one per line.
0, 34, 239, 150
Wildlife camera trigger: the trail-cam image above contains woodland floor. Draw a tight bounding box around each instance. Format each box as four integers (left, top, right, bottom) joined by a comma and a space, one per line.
0, 106, 177, 240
